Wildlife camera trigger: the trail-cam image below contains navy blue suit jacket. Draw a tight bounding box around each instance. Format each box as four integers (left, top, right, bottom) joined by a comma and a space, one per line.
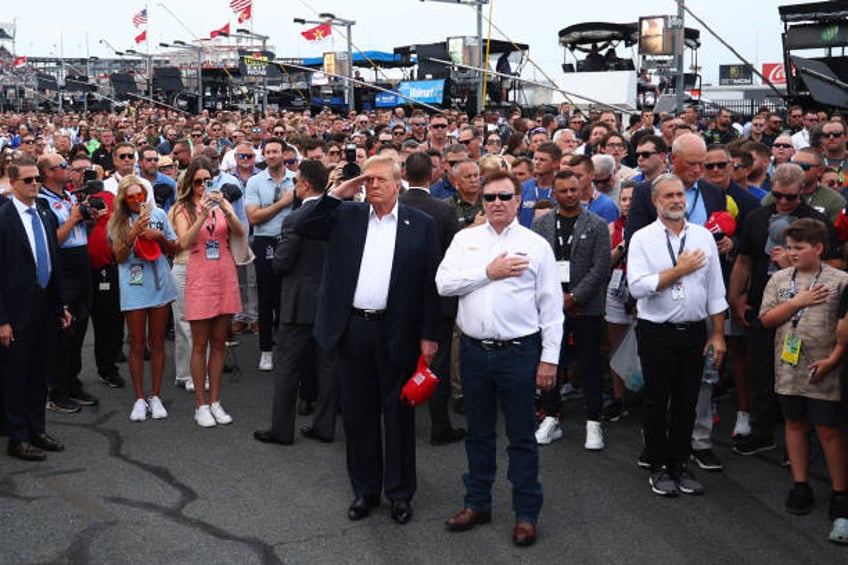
296, 195, 441, 370
0, 197, 64, 329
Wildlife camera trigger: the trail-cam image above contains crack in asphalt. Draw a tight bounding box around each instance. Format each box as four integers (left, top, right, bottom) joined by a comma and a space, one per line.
47, 410, 284, 565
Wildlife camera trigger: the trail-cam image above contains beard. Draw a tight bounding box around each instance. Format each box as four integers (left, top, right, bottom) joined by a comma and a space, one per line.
659, 205, 686, 221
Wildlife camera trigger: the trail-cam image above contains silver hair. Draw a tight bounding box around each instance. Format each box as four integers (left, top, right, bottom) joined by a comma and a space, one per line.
771, 162, 805, 190
650, 172, 685, 197
592, 154, 615, 177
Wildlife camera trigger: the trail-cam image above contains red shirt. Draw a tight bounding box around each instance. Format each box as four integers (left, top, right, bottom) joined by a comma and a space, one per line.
88, 191, 116, 269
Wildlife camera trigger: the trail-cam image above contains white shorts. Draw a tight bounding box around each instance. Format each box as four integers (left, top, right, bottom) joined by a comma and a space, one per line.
605, 285, 635, 325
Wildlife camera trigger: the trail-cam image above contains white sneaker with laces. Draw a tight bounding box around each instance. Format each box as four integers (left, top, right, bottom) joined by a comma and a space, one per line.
210, 401, 233, 425
129, 398, 148, 422
258, 351, 273, 371
535, 416, 563, 445
194, 405, 217, 428
585, 420, 605, 450
148, 396, 168, 420
732, 411, 751, 437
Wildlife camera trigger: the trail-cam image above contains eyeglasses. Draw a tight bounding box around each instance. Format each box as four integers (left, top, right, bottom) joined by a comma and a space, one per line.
142, 156, 160, 162
430, 123, 448, 129
792, 161, 815, 171
116, 153, 134, 160
251, 127, 263, 133
704, 161, 729, 171
392, 131, 405, 136
70, 166, 88, 173
412, 122, 427, 127
284, 158, 297, 165
125, 191, 147, 204
485, 138, 501, 145
732, 162, 747, 170
635, 151, 657, 159
823, 131, 844, 138
605, 142, 626, 149
159, 164, 175, 170
49, 162, 68, 170
327, 149, 341, 155
192, 177, 211, 187
751, 122, 765, 127
482, 192, 514, 202
772, 143, 793, 149
22, 139, 35, 144
771, 191, 799, 201
18, 175, 41, 184
236, 153, 254, 159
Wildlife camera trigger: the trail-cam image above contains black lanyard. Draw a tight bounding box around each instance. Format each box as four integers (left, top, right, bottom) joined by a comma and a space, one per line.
555, 214, 574, 261
684, 186, 700, 221
665, 230, 686, 267
789, 266, 822, 330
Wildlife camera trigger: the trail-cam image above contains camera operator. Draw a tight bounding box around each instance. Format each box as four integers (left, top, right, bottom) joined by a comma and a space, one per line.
70, 154, 126, 389
37, 154, 102, 413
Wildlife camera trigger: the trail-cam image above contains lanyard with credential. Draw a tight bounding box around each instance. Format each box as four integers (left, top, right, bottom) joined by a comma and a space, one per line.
684, 187, 700, 221
665, 231, 686, 266
788, 266, 822, 331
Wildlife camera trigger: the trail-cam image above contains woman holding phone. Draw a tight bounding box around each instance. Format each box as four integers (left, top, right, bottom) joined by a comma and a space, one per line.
173, 157, 244, 428
107, 176, 181, 422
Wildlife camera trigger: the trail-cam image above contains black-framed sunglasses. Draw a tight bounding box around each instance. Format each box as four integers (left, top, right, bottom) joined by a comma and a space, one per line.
635, 151, 657, 159
19, 175, 41, 184
116, 153, 135, 160
704, 162, 729, 171
771, 191, 799, 201
482, 192, 514, 202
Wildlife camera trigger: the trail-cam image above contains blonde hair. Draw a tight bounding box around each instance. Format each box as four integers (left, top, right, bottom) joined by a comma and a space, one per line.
107, 175, 147, 246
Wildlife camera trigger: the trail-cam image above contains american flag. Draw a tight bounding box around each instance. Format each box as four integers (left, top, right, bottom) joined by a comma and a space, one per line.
132, 8, 148, 28
229, 0, 252, 15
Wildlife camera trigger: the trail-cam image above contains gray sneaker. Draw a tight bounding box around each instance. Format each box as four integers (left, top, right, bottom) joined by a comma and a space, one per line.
675, 466, 704, 495
649, 468, 678, 497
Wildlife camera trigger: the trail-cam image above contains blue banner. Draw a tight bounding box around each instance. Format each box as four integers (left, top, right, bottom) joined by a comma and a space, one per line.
399, 80, 445, 104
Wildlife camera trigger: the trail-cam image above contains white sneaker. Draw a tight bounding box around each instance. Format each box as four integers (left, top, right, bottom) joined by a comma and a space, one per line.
129, 398, 148, 422
732, 411, 751, 438
210, 401, 233, 425
585, 420, 605, 450
148, 396, 168, 420
185, 379, 195, 393
194, 405, 217, 428
258, 351, 273, 371
535, 416, 563, 445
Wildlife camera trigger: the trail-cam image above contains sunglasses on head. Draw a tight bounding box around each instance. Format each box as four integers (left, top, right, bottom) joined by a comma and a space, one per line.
482, 192, 514, 202
771, 191, 799, 201
18, 175, 41, 184
704, 161, 729, 171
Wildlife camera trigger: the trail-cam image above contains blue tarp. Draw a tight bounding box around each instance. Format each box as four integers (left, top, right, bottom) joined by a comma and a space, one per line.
300, 50, 415, 69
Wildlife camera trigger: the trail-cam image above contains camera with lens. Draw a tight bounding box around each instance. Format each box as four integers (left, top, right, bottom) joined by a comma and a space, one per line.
73, 168, 107, 221
341, 143, 361, 181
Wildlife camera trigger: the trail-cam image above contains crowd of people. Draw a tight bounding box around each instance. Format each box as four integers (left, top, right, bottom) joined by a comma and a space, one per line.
1, 98, 848, 545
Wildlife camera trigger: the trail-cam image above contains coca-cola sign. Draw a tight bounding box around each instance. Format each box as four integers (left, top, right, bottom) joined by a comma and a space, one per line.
762, 63, 787, 85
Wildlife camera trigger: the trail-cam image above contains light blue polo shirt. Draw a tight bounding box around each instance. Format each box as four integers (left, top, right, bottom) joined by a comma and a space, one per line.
244, 168, 295, 236
212, 171, 248, 229
38, 187, 87, 249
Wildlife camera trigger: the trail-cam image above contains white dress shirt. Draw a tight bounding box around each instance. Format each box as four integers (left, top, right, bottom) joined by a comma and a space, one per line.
12, 195, 52, 275
352, 200, 398, 310
627, 219, 727, 323
436, 218, 564, 364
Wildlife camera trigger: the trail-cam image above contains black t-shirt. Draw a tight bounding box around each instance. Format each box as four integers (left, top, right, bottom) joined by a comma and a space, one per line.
554, 214, 578, 262
738, 203, 841, 308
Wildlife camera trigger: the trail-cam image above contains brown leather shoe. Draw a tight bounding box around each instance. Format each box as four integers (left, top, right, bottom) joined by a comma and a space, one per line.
446, 507, 492, 532
512, 520, 537, 546
7, 441, 46, 462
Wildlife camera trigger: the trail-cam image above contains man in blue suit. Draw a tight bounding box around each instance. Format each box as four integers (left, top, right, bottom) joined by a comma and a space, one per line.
0, 158, 71, 461
297, 154, 441, 525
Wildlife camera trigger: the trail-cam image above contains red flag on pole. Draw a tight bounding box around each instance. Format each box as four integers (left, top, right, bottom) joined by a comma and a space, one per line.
230, 0, 252, 23
300, 22, 332, 42
11, 56, 27, 69
134, 30, 147, 44
237, 6, 252, 23
210, 23, 230, 39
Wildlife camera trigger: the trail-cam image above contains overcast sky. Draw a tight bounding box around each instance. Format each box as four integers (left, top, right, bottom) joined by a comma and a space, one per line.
4, 0, 791, 85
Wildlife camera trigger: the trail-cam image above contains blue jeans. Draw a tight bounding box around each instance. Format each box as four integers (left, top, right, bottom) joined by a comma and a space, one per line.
460, 333, 542, 523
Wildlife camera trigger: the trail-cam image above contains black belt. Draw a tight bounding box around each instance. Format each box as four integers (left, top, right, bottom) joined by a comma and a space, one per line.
466, 332, 538, 351
255, 235, 282, 244
352, 308, 386, 321
638, 319, 704, 331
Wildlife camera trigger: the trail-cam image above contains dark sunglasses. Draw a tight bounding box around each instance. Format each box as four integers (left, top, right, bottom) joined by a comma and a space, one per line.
284, 158, 297, 165
192, 177, 211, 187
732, 163, 747, 170
704, 161, 729, 171
116, 153, 135, 160
482, 192, 514, 202
412, 122, 427, 127
792, 161, 815, 171
191, 133, 203, 138
485, 138, 501, 145
19, 175, 41, 184
430, 123, 448, 129
635, 151, 657, 159
772, 143, 793, 149
273, 130, 286, 135
823, 131, 844, 138
595, 176, 612, 185
251, 127, 263, 133
237, 153, 254, 159
50, 162, 68, 170
22, 139, 36, 144
771, 191, 799, 201
459, 139, 473, 145
142, 156, 160, 162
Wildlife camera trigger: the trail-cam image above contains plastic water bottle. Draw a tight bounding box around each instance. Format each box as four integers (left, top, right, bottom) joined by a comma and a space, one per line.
703, 345, 719, 385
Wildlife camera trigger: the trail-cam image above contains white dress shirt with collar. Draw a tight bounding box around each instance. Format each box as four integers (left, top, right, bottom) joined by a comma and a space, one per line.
352, 200, 398, 310
436, 218, 563, 364
627, 218, 727, 323
12, 195, 52, 275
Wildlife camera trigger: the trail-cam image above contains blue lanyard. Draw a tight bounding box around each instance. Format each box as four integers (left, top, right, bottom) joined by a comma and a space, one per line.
665, 230, 686, 267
